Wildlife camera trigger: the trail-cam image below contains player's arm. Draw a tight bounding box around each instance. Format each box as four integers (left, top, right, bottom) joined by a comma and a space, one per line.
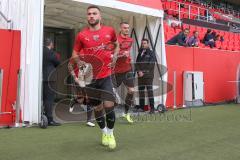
68, 33, 85, 81
68, 50, 85, 82
112, 40, 120, 65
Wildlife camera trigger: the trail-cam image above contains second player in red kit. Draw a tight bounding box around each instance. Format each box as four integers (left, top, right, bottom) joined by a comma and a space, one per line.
113, 22, 135, 123
114, 28, 133, 74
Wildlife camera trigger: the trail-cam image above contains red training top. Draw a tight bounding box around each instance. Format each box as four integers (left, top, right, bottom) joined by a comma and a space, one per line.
114, 34, 133, 74
74, 25, 117, 79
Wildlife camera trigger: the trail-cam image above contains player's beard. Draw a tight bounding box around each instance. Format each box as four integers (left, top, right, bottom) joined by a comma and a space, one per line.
88, 19, 100, 27
121, 31, 129, 37
123, 32, 129, 36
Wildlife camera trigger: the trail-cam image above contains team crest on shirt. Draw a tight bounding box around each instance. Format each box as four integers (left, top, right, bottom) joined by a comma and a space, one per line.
93, 35, 100, 41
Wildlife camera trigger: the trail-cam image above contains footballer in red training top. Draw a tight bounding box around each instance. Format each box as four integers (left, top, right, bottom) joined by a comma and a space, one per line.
68, 5, 119, 150
112, 22, 135, 123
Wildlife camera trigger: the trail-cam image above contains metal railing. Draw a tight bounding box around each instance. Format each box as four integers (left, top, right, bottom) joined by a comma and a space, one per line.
164, 0, 215, 22
178, 0, 240, 17
163, 0, 240, 22
208, 2, 240, 18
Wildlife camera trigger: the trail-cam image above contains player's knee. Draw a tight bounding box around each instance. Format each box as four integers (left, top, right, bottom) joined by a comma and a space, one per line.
104, 101, 114, 108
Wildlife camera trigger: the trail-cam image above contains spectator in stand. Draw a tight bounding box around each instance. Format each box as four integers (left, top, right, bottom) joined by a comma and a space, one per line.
202, 29, 212, 43
203, 29, 216, 48
214, 34, 220, 41
166, 28, 190, 47
187, 31, 200, 47
220, 36, 224, 42
213, 34, 221, 48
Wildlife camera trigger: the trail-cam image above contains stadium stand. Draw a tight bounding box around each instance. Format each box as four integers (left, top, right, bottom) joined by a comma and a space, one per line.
162, 0, 240, 21
163, 0, 240, 51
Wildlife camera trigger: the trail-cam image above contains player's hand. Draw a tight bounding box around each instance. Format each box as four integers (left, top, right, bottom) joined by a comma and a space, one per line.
138, 71, 144, 77
74, 77, 80, 85
108, 55, 117, 68
118, 51, 129, 58
75, 77, 86, 87
123, 51, 130, 57
108, 61, 116, 68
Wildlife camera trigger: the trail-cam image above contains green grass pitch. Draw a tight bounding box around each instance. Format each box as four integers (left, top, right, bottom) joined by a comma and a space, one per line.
0, 104, 240, 160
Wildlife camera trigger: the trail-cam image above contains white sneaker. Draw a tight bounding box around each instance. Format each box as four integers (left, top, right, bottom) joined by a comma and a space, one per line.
122, 113, 126, 117
69, 106, 74, 113
86, 121, 95, 127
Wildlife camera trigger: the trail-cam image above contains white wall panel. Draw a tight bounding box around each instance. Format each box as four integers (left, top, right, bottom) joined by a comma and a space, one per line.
0, 0, 44, 124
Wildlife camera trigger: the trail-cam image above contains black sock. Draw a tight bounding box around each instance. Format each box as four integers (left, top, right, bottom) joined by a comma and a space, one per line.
94, 109, 105, 129
105, 107, 115, 129
125, 93, 133, 114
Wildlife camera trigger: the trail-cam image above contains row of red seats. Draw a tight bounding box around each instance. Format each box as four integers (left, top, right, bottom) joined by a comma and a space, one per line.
163, 1, 205, 19
162, 0, 240, 21
165, 0, 240, 18
164, 22, 240, 51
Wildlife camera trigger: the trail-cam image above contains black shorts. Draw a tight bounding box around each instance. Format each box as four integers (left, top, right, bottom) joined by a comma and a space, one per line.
112, 71, 135, 88
80, 76, 115, 106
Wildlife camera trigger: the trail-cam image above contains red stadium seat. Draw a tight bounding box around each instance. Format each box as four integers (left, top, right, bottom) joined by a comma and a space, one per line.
175, 28, 182, 34
215, 41, 221, 49
182, 23, 189, 29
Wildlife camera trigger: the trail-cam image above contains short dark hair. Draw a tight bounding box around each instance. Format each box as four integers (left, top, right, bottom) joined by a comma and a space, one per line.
44, 38, 53, 46
183, 28, 190, 32
207, 29, 212, 33
87, 5, 101, 11
142, 38, 149, 43
120, 22, 129, 26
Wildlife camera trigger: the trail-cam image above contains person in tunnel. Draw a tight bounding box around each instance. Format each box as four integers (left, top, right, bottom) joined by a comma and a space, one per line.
112, 22, 135, 123
68, 5, 119, 150
42, 38, 61, 126
135, 39, 156, 114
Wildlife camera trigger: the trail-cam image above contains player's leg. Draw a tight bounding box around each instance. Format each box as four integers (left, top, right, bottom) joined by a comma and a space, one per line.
111, 73, 122, 104
101, 76, 117, 149
122, 87, 134, 123
124, 87, 134, 114
85, 82, 108, 145
122, 71, 135, 123
104, 100, 116, 149
93, 104, 109, 146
